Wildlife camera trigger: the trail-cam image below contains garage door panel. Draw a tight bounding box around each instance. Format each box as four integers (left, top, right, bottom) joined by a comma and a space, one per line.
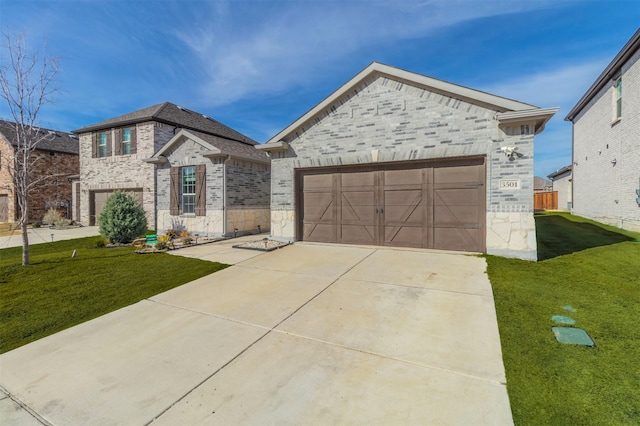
384, 169, 422, 186
434, 164, 484, 184
341, 171, 375, 187
385, 226, 423, 247
304, 223, 336, 243
341, 225, 376, 245
434, 188, 482, 205
433, 228, 483, 252
298, 157, 485, 253
0, 195, 8, 222
303, 174, 334, 189
304, 193, 335, 221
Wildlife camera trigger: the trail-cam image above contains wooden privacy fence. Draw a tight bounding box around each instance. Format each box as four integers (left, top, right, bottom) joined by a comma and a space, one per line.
534, 191, 558, 210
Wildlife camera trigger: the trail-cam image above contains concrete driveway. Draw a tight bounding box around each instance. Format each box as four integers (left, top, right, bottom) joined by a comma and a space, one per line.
0, 242, 512, 425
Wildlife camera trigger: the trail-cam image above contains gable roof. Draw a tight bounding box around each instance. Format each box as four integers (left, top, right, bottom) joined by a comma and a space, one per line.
144, 129, 269, 165
73, 102, 257, 146
534, 176, 552, 190
0, 119, 79, 155
565, 28, 640, 122
261, 62, 557, 148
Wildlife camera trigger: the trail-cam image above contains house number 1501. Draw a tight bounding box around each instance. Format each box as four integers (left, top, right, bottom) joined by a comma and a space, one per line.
499, 179, 521, 189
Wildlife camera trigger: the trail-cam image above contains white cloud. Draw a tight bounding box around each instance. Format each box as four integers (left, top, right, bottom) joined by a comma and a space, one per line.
480, 59, 609, 109
174, 0, 559, 107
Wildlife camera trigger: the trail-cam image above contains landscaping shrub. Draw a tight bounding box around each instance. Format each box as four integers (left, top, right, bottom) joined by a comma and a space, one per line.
98, 191, 147, 244
42, 208, 63, 226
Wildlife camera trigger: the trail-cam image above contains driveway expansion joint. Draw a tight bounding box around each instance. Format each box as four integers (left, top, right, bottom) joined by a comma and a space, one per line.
0, 384, 52, 426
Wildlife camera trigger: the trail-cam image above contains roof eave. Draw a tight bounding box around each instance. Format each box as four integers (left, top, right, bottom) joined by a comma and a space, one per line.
496, 107, 559, 134
255, 141, 290, 153
565, 28, 640, 122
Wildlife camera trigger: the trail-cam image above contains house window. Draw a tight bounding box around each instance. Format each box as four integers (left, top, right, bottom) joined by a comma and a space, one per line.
181, 166, 196, 215
615, 77, 622, 119
122, 128, 131, 155
98, 132, 107, 157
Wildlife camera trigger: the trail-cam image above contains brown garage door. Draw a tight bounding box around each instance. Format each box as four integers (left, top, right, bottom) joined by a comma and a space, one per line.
298, 157, 485, 252
90, 189, 143, 226
0, 195, 8, 222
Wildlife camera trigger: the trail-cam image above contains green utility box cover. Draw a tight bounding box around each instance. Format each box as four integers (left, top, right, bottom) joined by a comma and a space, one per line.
552, 327, 595, 347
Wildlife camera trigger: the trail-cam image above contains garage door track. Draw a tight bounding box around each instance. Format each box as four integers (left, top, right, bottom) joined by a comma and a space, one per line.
0, 242, 512, 425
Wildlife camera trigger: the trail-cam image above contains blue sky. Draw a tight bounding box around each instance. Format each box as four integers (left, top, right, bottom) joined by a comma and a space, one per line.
1, 0, 638, 177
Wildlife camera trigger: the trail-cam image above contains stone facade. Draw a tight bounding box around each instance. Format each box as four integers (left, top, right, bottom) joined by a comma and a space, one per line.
570, 47, 640, 232
0, 136, 79, 223
77, 121, 174, 227
265, 67, 555, 260
155, 136, 270, 237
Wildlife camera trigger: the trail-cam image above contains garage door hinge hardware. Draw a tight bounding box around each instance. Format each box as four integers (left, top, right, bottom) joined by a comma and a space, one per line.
375, 208, 384, 214
465, 183, 484, 187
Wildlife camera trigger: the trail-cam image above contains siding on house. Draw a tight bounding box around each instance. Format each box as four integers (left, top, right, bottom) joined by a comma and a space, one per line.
566, 31, 640, 232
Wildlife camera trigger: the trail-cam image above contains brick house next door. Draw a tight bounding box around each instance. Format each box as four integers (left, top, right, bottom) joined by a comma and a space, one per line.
298, 157, 485, 252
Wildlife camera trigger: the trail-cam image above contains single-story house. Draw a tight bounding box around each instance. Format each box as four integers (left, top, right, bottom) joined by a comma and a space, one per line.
547, 165, 572, 212
257, 62, 557, 260
565, 28, 640, 232
145, 129, 270, 236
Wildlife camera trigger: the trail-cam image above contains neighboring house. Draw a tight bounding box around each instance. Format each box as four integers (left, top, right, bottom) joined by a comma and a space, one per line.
258, 62, 557, 260
0, 120, 79, 223
534, 176, 553, 192
547, 165, 572, 211
72, 102, 261, 232
565, 29, 640, 232
144, 129, 270, 236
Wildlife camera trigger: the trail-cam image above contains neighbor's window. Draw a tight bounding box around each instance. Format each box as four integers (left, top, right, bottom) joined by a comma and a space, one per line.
615, 77, 622, 119
181, 166, 196, 214
122, 128, 131, 155
98, 132, 108, 157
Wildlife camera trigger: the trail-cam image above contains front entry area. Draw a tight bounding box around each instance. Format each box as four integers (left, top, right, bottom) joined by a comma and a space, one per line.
297, 157, 486, 252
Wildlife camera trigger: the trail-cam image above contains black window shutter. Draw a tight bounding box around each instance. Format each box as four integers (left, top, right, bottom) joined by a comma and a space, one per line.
92, 132, 97, 158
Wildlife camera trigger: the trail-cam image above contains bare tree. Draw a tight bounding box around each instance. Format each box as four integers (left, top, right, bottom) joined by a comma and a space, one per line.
0, 33, 61, 265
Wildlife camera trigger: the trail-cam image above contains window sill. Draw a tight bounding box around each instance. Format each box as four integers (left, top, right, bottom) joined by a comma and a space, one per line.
611, 117, 621, 127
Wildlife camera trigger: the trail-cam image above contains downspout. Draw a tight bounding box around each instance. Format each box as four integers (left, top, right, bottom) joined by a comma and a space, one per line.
223, 156, 229, 236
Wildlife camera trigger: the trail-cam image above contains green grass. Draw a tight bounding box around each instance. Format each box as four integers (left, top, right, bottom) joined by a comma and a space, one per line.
487, 213, 640, 425
0, 237, 229, 354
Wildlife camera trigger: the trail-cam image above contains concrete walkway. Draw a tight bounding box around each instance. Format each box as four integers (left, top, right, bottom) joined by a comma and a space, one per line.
0, 242, 513, 425
0, 226, 100, 249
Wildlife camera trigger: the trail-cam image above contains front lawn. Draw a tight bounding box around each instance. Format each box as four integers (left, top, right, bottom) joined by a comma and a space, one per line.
487, 213, 640, 425
0, 237, 228, 354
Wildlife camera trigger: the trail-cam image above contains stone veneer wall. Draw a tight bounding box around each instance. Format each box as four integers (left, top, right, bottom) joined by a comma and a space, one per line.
156, 137, 271, 236
571, 48, 640, 232
78, 121, 176, 227
269, 74, 539, 259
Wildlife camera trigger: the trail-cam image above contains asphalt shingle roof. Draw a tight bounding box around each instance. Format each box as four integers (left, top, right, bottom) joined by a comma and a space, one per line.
188, 130, 269, 162
73, 102, 257, 146
0, 120, 79, 155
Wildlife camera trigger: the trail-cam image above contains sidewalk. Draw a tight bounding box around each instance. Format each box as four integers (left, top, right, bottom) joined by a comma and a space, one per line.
0, 226, 101, 249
